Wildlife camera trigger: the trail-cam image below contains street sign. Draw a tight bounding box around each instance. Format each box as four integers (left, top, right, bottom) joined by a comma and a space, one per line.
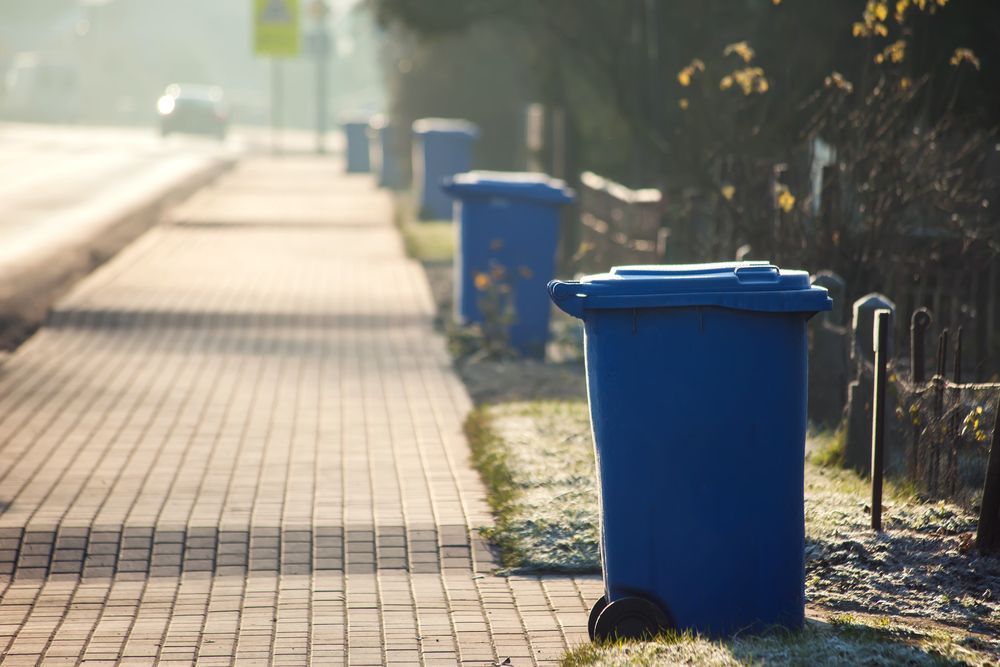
254, 0, 301, 58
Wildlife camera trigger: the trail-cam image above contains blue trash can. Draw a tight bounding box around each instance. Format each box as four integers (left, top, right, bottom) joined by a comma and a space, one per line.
412, 118, 479, 220
368, 115, 404, 190
343, 119, 371, 173
548, 262, 831, 639
443, 171, 574, 359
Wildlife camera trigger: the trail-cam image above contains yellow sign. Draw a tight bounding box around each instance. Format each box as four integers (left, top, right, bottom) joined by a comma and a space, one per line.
254, 0, 301, 57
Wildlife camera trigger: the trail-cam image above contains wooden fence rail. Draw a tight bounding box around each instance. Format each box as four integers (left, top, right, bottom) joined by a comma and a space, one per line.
574, 171, 666, 273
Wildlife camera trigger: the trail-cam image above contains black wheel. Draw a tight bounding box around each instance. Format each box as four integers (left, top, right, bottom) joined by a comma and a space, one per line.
592, 596, 672, 642
587, 596, 608, 640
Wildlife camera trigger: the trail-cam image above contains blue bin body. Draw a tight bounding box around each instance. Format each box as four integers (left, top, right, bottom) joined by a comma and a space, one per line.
343, 121, 371, 173
413, 118, 478, 220
368, 116, 403, 190
443, 171, 574, 358
549, 263, 831, 637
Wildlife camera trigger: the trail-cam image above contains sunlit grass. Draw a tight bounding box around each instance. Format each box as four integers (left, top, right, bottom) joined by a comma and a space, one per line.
561, 616, 979, 666
393, 191, 454, 262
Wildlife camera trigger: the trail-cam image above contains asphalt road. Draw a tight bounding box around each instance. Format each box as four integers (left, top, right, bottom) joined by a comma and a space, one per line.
0, 123, 238, 267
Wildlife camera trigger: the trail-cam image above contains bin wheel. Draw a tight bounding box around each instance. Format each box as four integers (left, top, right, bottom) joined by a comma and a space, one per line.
592, 596, 672, 642
587, 596, 608, 640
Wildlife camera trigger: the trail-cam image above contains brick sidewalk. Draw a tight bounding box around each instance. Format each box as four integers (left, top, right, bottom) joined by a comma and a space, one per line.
0, 158, 600, 665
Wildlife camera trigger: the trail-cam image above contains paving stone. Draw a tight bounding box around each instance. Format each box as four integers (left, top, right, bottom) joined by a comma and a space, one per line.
0, 157, 593, 664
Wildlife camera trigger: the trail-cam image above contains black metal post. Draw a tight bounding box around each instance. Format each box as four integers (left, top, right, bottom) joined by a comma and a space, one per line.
911, 308, 932, 482
948, 328, 963, 495
978, 395, 1000, 553
911, 308, 931, 383
871, 309, 891, 532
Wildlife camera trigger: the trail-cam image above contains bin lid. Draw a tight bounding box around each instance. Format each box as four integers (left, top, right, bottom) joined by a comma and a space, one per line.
339, 112, 374, 126
548, 261, 832, 319
412, 118, 480, 138
442, 171, 575, 206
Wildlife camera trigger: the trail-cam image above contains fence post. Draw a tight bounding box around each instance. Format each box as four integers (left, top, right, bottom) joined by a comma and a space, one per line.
977, 396, 1000, 553
845, 294, 896, 472
871, 309, 891, 531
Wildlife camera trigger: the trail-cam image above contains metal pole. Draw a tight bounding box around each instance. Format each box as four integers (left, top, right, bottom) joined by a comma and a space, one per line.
948, 327, 963, 495
910, 308, 932, 481
977, 395, 1000, 553
910, 308, 931, 383
314, 22, 329, 154
271, 58, 284, 155
871, 309, 891, 532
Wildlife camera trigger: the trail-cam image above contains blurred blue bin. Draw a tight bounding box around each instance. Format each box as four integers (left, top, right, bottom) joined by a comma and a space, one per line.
368, 115, 404, 190
343, 119, 371, 173
548, 262, 831, 639
413, 118, 478, 220
443, 171, 574, 358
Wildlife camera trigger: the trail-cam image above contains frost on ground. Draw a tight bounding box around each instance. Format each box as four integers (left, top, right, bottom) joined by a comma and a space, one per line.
468, 401, 1000, 662
805, 466, 1000, 645
467, 401, 599, 571
562, 615, 984, 667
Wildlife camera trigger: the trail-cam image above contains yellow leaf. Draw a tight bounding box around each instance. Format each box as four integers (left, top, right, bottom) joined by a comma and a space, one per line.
852, 22, 868, 37
776, 187, 796, 213
950, 48, 981, 70
721, 185, 735, 200
474, 273, 491, 291
874, 22, 889, 36
824, 71, 854, 93
900, 76, 911, 89
874, 2, 889, 20
895, 0, 908, 21
723, 41, 755, 64
720, 75, 734, 90
678, 98, 689, 110
677, 59, 705, 87
772, 0, 781, 4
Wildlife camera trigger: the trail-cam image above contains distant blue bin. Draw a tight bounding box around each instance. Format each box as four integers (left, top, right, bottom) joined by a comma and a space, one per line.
443, 171, 574, 358
413, 118, 479, 220
343, 119, 371, 173
549, 262, 831, 640
368, 115, 404, 190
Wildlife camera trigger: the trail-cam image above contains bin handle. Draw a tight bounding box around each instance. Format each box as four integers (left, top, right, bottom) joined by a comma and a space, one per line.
548, 280, 586, 319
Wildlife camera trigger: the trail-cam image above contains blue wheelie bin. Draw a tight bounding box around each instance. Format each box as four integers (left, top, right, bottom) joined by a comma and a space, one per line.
443, 171, 574, 358
343, 118, 371, 173
368, 115, 404, 190
548, 262, 831, 640
412, 118, 479, 220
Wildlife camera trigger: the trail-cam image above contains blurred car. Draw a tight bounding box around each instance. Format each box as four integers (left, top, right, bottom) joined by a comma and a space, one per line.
157, 84, 228, 139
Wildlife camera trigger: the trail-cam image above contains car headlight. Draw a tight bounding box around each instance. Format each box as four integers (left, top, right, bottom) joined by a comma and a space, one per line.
157, 96, 176, 115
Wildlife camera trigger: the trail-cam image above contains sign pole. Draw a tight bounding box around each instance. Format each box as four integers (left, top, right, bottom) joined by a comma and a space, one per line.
309, 0, 330, 155
254, 0, 301, 156
315, 30, 328, 154
271, 58, 284, 155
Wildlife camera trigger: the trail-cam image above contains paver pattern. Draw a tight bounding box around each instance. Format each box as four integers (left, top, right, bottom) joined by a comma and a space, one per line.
0, 158, 600, 665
